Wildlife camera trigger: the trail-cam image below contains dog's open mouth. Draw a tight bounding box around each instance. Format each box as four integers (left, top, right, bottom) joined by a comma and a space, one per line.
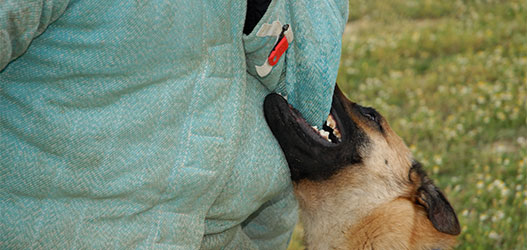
265, 93, 345, 148
286, 100, 342, 145
264, 86, 366, 181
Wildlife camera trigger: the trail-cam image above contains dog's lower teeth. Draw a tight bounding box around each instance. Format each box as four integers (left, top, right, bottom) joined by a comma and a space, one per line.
334, 129, 341, 139
312, 126, 333, 142
319, 130, 330, 141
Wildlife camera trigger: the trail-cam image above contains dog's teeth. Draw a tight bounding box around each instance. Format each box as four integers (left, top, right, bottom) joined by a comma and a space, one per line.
319, 130, 330, 141
334, 128, 341, 139
327, 115, 337, 129
313, 125, 334, 142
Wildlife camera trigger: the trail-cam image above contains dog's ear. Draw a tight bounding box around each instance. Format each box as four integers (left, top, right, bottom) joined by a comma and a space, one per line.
410, 161, 460, 235
416, 182, 461, 235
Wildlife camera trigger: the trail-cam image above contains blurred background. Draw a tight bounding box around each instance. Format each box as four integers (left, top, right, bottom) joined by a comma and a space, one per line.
288, 0, 526, 249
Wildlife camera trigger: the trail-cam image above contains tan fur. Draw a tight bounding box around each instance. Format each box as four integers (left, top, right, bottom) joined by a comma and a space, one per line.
346, 198, 457, 250
294, 99, 458, 249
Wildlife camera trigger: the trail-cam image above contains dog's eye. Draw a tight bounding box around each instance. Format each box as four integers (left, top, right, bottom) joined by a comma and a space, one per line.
360, 107, 378, 122
359, 107, 383, 131
363, 112, 376, 122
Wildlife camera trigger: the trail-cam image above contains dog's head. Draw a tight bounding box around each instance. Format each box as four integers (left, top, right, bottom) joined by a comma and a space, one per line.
264, 85, 460, 248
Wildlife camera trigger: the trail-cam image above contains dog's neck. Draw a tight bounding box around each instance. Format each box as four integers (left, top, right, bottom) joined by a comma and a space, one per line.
295, 188, 390, 249
294, 176, 403, 250
297, 189, 457, 250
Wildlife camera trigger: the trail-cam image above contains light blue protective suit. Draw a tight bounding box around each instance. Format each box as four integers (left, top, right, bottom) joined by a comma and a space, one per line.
0, 0, 348, 248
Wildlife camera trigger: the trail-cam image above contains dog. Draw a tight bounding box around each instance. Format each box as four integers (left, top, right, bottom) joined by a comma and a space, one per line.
264, 85, 460, 250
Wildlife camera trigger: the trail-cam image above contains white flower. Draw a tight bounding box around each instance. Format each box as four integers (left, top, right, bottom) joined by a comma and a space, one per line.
489, 231, 500, 240
517, 136, 526, 146
501, 188, 510, 197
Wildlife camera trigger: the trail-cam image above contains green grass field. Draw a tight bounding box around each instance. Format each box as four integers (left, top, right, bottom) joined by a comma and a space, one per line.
288, 0, 526, 249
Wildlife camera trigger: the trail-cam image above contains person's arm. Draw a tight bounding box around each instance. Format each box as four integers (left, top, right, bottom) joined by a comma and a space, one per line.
0, 0, 70, 70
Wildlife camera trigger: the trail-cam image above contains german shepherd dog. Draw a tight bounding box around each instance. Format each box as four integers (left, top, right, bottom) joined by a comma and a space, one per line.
264, 85, 460, 250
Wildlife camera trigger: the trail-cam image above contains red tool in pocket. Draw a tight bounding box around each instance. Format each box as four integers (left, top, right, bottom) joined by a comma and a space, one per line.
268, 24, 290, 66
255, 22, 294, 77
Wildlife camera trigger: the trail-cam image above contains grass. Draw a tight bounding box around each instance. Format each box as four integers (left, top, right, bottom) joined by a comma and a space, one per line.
288, 0, 526, 249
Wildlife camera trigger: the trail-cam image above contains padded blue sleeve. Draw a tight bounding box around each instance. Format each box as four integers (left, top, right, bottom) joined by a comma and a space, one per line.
0, 0, 70, 70
283, 0, 349, 127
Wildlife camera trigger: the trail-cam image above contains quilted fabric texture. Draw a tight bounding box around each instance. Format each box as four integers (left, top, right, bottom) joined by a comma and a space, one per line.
0, 0, 348, 249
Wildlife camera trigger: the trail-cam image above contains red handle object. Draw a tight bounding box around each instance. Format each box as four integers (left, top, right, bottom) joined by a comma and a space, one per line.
268, 37, 289, 66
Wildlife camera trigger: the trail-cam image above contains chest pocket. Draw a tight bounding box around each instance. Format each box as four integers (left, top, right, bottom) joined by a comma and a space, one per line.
243, 0, 290, 92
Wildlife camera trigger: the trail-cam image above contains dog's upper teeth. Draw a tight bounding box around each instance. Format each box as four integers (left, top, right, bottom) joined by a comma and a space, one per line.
334, 128, 341, 140
327, 115, 337, 130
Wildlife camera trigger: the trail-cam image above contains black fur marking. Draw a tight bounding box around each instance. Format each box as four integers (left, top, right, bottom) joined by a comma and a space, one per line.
409, 161, 427, 183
